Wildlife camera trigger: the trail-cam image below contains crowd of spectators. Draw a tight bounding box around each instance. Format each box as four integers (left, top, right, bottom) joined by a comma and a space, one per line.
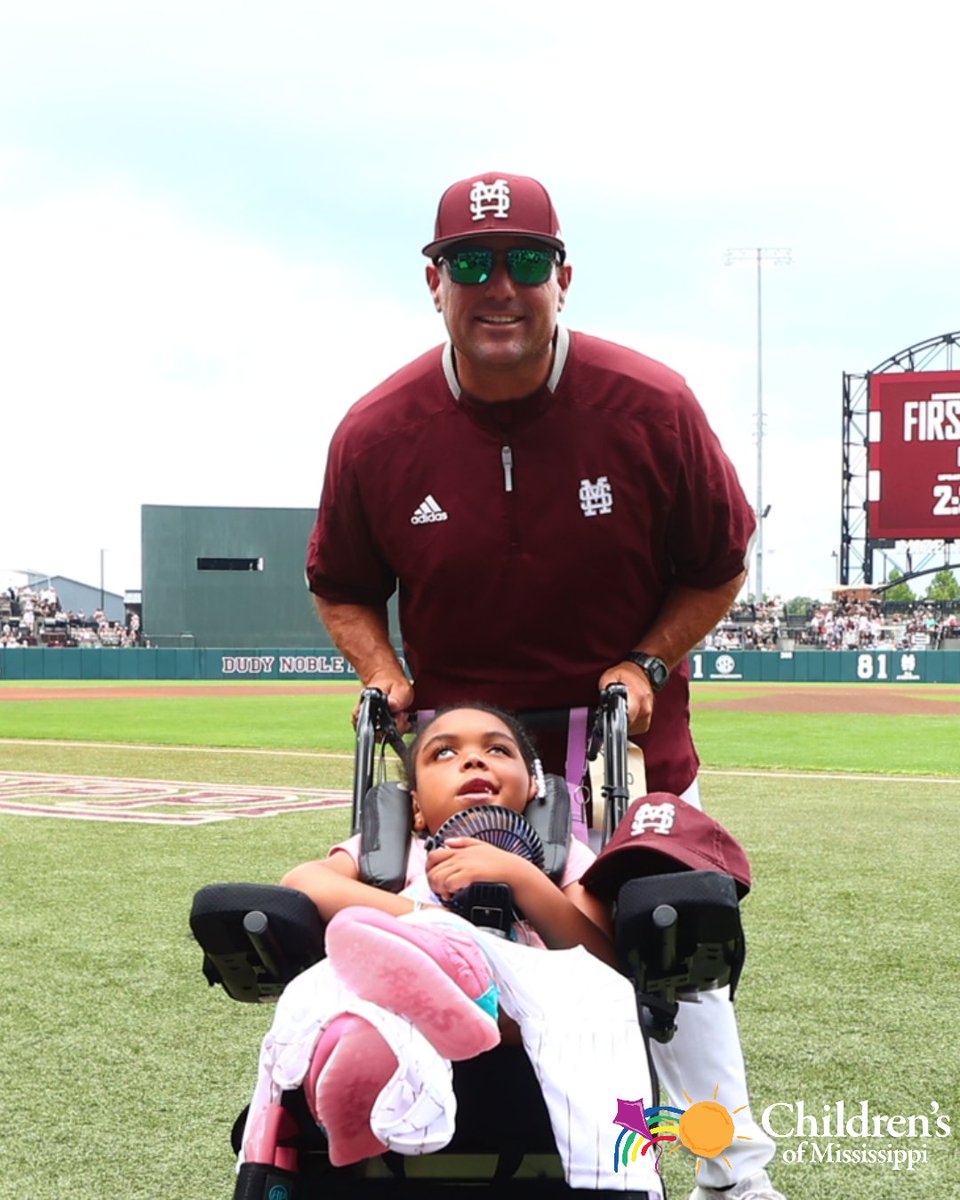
0, 584, 141, 649
705, 596, 960, 652
3, 581, 958, 654
798, 599, 958, 650
708, 599, 785, 650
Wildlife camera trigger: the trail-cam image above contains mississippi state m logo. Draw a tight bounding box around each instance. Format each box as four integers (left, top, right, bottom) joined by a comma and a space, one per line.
579, 476, 614, 516
630, 801, 677, 836
470, 178, 511, 222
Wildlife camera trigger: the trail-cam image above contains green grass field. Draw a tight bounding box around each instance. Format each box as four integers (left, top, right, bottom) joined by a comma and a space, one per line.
1, 683, 958, 1199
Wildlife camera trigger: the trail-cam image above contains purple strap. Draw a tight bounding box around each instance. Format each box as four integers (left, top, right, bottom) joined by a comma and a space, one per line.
564, 707, 590, 844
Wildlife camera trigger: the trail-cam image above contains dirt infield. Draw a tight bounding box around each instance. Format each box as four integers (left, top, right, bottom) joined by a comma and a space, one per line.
1, 681, 958, 715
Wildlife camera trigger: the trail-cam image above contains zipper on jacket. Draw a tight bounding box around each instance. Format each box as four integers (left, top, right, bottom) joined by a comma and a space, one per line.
500, 444, 519, 551
501, 445, 514, 492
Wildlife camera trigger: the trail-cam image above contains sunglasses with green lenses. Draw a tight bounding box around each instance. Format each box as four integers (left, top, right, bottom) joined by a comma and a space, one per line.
440, 245, 559, 286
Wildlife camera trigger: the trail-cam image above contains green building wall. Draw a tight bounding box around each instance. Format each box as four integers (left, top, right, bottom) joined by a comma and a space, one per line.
141, 504, 322, 648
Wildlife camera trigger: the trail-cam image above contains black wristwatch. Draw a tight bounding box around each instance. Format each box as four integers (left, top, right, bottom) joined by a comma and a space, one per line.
623, 652, 669, 693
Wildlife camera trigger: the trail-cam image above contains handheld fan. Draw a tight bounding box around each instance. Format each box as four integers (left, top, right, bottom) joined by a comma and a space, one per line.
426, 804, 546, 870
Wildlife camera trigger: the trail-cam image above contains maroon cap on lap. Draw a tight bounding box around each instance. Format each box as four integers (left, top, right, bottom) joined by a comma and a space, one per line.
581, 793, 752, 900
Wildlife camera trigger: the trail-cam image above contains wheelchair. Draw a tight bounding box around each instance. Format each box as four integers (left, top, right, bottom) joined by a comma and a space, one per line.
190, 686, 747, 1200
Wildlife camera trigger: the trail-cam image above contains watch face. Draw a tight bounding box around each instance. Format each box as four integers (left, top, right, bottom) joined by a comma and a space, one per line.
629, 653, 668, 691
647, 659, 667, 689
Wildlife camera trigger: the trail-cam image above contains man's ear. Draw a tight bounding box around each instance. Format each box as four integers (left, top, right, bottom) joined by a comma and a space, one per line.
556, 261, 573, 312
425, 263, 443, 313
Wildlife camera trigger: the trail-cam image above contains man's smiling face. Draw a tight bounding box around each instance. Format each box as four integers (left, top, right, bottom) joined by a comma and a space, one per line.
426, 235, 572, 401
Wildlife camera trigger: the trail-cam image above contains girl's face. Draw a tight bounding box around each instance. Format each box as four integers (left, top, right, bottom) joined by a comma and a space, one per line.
411, 708, 537, 835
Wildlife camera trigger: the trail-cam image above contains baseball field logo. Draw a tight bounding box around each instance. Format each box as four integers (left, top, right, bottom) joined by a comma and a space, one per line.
614, 1085, 751, 1176
0, 771, 348, 825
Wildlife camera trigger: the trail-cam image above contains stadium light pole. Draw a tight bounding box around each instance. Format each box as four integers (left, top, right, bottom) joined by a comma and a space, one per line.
726, 247, 791, 603
99, 548, 106, 610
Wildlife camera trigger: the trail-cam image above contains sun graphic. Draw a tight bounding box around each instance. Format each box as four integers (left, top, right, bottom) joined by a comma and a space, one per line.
672, 1084, 752, 1173
613, 1083, 752, 1176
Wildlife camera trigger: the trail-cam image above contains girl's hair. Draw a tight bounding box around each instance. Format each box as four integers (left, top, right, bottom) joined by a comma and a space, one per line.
403, 701, 540, 792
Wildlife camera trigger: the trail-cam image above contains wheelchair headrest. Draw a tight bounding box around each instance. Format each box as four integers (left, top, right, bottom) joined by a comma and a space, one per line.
520, 772, 571, 882
358, 780, 413, 893
358, 773, 573, 893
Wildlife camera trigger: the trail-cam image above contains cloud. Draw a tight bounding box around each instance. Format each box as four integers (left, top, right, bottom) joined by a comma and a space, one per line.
0, 175, 440, 592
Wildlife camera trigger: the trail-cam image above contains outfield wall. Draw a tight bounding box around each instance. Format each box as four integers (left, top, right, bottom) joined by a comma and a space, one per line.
1, 647, 958, 683
689, 648, 959, 683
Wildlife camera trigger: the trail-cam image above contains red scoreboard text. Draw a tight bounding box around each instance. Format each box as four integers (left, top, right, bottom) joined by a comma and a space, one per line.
868, 371, 960, 540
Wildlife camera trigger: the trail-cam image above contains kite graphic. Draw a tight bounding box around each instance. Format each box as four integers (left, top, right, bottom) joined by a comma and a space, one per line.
613, 1097, 682, 1173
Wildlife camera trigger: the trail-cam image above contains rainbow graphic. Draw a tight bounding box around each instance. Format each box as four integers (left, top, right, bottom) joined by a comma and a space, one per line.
612, 1098, 684, 1174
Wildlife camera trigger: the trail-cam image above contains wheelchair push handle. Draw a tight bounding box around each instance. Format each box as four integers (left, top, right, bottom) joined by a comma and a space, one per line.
352, 687, 405, 835
587, 683, 632, 843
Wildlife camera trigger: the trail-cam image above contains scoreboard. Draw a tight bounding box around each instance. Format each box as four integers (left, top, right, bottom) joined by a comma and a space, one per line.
868, 370, 960, 539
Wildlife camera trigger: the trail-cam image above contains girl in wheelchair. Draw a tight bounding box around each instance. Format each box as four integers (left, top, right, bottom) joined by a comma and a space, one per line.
242, 703, 663, 1196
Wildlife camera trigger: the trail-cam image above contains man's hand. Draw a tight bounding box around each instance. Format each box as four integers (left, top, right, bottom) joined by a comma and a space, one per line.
314, 598, 415, 728
598, 661, 655, 734
352, 669, 415, 732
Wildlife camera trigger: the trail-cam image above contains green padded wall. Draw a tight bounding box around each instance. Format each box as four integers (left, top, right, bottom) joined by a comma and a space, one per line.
141, 505, 322, 649
2, 647, 957, 682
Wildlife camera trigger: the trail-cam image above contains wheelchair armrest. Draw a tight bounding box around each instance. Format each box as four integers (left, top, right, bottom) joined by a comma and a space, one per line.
615, 870, 746, 1041
190, 883, 327, 1003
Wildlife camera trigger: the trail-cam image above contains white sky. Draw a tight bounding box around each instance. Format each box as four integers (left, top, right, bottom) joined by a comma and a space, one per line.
2, 1, 959, 602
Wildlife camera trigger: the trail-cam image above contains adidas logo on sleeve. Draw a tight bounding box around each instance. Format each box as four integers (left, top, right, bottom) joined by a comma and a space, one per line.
410, 495, 449, 525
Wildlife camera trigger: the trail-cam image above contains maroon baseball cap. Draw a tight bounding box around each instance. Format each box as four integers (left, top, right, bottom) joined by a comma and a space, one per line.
422, 172, 565, 259
581, 793, 752, 900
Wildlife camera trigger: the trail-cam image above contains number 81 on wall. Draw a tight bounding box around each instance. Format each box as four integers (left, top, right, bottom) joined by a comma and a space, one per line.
856, 652, 922, 681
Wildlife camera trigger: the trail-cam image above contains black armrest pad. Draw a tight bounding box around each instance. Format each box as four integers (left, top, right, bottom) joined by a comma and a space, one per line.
190, 883, 326, 1002
615, 870, 746, 997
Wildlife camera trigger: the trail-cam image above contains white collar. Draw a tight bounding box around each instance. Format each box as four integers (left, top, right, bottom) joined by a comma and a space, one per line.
442, 326, 570, 401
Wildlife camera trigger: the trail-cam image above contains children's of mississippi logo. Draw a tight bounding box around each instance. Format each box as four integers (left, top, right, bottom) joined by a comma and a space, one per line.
614, 1085, 752, 1175
761, 1098, 951, 1172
